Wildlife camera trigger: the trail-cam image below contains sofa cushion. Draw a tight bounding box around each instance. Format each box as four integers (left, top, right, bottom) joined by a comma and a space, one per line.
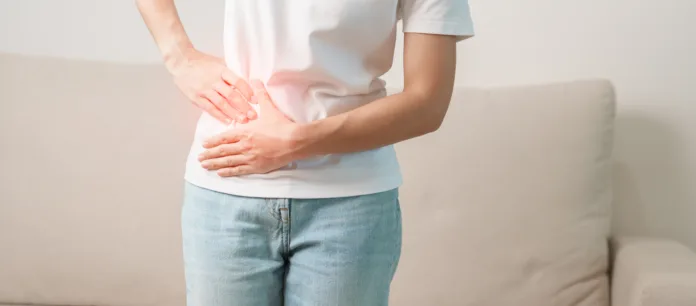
0, 53, 614, 306
391, 79, 615, 306
0, 54, 193, 306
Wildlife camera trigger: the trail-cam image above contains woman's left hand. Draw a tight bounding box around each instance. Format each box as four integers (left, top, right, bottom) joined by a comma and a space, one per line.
198, 80, 303, 177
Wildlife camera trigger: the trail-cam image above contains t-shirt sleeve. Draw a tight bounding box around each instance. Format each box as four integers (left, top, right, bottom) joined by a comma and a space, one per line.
399, 0, 475, 41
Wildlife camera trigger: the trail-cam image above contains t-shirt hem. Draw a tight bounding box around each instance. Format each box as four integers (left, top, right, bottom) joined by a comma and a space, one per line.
183, 173, 403, 199
403, 19, 475, 41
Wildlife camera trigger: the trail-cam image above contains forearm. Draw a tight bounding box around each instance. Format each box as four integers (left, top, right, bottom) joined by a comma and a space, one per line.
293, 33, 457, 158
136, 0, 193, 71
295, 89, 452, 157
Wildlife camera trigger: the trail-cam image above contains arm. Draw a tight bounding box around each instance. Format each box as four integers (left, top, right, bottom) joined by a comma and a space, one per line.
135, 0, 192, 72
198, 34, 460, 176
135, 0, 255, 124
198, 0, 474, 176
294, 33, 458, 156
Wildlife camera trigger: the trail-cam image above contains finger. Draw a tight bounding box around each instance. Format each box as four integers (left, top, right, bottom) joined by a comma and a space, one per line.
250, 79, 292, 121
198, 142, 248, 161
202, 130, 243, 149
250, 79, 270, 101
213, 82, 255, 122
211, 81, 234, 100
195, 97, 232, 125
201, 155, 250, 171
221, 70, 253, 102
250, 79, 273, 112
202, 89, 238, 120
218, 166, 255, 177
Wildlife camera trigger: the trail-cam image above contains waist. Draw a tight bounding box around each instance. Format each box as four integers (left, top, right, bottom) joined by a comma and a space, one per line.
185, 83, 397, 198
264, 82, 387, 123
193, 85, 387, 140
184, 139, 402, 198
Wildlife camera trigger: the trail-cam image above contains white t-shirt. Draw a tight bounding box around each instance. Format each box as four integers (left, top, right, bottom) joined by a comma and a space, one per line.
184, 0, 474, 198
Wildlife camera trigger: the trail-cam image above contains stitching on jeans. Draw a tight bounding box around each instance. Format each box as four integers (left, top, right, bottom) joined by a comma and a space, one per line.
266, 198, 280, 221
280, 199, 290, 256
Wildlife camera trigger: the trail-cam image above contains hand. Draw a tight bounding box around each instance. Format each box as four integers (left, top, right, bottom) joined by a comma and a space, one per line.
198, 80, 305, 177
169, 49, 256, 124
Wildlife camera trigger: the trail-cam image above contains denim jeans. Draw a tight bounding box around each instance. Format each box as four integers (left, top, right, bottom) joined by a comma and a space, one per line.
181, 182, 402, 306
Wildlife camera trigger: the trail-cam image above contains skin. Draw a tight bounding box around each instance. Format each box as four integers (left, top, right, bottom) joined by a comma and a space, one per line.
137, 0, 460, 177
136, 0, 256, 124
199, 32, 458, 177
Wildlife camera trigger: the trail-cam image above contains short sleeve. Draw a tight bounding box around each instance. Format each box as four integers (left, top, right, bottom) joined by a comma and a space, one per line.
399, 0, 475, 41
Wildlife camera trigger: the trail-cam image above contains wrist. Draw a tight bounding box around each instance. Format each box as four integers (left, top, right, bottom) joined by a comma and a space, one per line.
290, 117, 343, 160
162, 42, 195, 73
288, 121, 325, 160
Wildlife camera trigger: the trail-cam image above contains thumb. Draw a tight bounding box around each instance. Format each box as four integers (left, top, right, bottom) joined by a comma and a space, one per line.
250, 80, 292, 122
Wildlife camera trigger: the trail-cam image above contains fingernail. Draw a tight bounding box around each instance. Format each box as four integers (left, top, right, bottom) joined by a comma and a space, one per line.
201, 161, 210, 168
247, 110, 257, 119
237, 115, 247, 123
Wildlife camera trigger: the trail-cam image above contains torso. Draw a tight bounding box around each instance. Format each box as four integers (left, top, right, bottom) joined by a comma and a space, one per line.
184, 0, 404, 198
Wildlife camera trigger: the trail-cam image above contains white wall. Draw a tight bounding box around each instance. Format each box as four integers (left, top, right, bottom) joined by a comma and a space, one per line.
1, 0, 696, 248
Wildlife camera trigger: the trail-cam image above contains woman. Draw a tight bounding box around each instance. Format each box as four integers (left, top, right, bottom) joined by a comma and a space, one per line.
137, 0, 474, 305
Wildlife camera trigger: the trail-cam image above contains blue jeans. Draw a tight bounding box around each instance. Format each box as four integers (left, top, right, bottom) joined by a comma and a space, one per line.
181, 183, 402, 306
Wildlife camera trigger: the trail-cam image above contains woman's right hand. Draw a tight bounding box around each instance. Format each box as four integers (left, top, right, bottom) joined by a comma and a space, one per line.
168, 49, 256, 125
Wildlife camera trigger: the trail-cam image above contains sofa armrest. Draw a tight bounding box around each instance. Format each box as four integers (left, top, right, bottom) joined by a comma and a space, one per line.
611, 237, 696, 306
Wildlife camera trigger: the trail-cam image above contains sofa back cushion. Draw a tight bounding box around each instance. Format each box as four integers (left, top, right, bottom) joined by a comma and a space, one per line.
391, 80, 615, 306
0, 53, 613, 306
0, 54, 192, 306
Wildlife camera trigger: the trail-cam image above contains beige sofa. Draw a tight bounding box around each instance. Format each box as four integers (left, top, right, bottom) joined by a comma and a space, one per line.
1, 53, 695, 306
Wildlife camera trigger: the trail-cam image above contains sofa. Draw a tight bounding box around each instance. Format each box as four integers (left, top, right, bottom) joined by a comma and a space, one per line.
1, 53, 696, 306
